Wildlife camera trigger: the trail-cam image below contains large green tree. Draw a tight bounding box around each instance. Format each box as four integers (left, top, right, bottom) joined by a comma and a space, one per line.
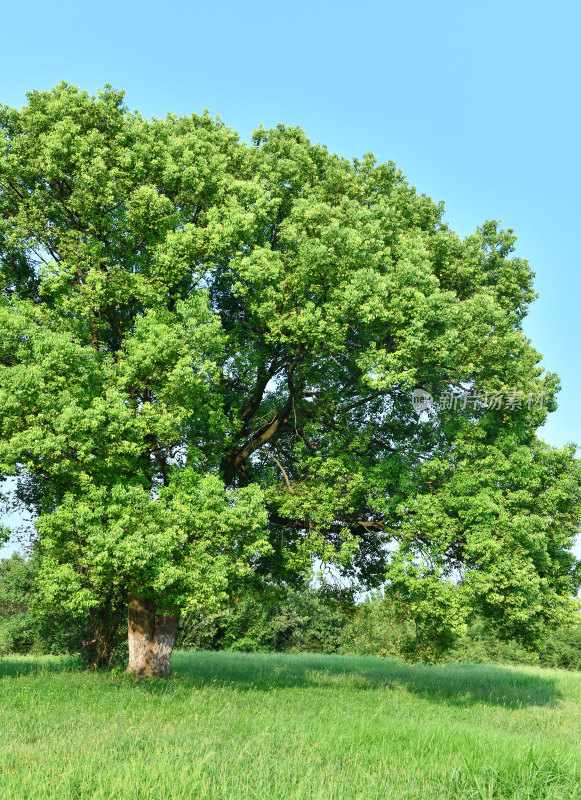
0, 83, 579, 675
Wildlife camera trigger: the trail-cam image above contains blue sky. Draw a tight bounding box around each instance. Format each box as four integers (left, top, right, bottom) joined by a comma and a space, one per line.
1, 0, 580, 556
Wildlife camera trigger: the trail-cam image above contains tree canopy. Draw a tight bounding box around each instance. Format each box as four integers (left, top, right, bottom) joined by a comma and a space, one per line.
0, 83, 579, 672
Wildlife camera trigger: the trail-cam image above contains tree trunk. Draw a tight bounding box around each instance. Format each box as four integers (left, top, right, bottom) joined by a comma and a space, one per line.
126, 595, 179, 677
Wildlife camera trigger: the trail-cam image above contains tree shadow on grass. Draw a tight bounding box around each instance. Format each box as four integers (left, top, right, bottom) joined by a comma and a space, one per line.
166, 650, 563, 709
0, 654, 80, 677
0, 650, 564, 709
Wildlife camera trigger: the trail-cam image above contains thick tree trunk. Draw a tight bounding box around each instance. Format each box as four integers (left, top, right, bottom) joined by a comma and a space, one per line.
126, 595, 179, 677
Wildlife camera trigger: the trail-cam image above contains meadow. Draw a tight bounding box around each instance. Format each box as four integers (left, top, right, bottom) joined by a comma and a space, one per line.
0, 650, 580, 799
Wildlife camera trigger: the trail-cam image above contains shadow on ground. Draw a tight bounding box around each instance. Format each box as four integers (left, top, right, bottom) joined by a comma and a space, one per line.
169, 650, 562, 709
0, 654, 80, 677
0, 650, 563, 709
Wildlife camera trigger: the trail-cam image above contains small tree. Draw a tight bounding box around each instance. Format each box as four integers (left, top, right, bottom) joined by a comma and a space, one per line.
0, 553, 36, 654
0, 83, 579, 675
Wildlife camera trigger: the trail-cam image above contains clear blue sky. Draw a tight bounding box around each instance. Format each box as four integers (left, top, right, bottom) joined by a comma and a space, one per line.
1, 0, 580, 556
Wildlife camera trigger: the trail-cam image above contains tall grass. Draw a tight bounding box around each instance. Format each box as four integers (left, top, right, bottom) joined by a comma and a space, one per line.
1, 650, 580, 799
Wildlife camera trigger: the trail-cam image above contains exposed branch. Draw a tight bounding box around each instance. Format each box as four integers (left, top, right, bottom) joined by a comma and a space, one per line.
221, 348, 304, 485
262, 449, 295, 494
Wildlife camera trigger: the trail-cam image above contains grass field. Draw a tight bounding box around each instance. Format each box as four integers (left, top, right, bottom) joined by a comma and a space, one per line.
1, 651, 580, 799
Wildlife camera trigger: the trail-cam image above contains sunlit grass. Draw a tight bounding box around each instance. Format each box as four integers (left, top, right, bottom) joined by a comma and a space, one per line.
1, 650, 580, 798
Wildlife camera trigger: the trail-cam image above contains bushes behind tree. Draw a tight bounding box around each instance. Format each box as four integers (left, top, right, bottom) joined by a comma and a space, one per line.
1, 553, 580, 671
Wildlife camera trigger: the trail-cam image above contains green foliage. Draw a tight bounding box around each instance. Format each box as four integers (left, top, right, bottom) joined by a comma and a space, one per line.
383, 434, 581, 658
446, 617, 542, 667
0, 83, 579, 665
538, 624, 581, 671
0, 554, 35, 654
177, 585, 353, 654
340, 590, 581, 671
0, 551, 127, 665
35, 471, 269, 618
339, 591, 414, 658
446, 617, 581, 672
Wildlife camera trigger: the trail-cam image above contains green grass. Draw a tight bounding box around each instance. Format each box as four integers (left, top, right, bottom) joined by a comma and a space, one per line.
1, 651, 580, 799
